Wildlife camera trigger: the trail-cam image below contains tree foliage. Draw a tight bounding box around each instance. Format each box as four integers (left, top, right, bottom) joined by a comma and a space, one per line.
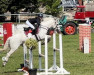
0, 0, 8, 14
0, 0, 38, 21
7, 0, 38, 21
7, 0, 38, 13
38, 0, 62, 16
0, 0, 8, 21
0, 0, 38, 14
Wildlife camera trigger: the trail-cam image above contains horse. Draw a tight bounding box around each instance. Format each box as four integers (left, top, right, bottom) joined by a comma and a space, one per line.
0, 17, 58, 66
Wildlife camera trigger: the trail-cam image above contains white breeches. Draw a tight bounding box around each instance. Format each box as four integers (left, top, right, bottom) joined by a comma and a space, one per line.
26, 20, 35, 29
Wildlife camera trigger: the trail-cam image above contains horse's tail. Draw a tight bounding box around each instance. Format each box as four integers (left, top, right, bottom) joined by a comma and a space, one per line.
0, 37, 10, 51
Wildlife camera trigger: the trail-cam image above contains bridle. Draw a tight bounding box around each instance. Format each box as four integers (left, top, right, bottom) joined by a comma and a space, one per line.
35, 25, 56, 41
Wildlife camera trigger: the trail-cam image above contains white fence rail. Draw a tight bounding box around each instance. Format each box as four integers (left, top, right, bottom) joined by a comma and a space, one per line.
0, 13, 36, 23
0, 13, 52, 23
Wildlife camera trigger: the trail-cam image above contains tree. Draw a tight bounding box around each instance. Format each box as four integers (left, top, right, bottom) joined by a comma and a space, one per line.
0, 0, 38, 22
38, 0, 62, 17
0, 0, 8, 21
7, 0, 38, 21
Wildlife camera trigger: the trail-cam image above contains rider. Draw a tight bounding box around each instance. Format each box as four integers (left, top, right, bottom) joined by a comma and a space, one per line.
25, 13, 43, 34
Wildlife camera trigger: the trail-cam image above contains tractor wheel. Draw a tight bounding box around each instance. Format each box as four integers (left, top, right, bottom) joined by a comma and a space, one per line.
63, 22, 77, 35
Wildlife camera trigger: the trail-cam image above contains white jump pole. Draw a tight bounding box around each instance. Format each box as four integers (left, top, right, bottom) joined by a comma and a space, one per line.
23, 44, 27, 67
38, 35, 53, 75
56, 33, 70, 74
49, 33, 59, 71
29, 48, 33, 69
59, 33, 63, 69
38, 41, 42, 70
45, 35, 48, 74
38, 41, 45, 71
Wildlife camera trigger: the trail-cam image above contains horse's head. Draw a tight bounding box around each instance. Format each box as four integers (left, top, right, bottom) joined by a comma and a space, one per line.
37, 17, 57, 40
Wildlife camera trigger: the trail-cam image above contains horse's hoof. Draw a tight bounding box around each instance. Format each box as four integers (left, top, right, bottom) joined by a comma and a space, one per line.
2, 57, 8, 62
2, 62, 7, 67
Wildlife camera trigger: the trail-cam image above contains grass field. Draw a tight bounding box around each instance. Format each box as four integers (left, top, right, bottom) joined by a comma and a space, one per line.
0, 33, 94, 75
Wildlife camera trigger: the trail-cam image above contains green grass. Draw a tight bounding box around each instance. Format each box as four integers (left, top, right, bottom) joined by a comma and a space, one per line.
0, 33, 94, 75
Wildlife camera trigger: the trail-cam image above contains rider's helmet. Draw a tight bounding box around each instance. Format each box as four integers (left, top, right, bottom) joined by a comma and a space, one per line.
38, 13, 43, 18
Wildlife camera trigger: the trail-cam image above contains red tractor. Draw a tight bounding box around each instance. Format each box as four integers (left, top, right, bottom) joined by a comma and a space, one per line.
74, 3, 94, 23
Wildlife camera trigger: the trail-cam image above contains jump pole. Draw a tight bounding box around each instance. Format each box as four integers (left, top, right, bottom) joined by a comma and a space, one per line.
23, 44, 28, 67
55, 33, 70, 74
49, 32, 59, 71
44, 35, 53, 74
38, 35, 53, 75
45, 35, 48, 74
38, 41, 45, 71
38, 41, 42, 71
29, 47, 33, 69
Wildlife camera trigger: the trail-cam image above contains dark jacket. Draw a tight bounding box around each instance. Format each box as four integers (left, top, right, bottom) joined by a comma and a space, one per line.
28, 17, 41, 27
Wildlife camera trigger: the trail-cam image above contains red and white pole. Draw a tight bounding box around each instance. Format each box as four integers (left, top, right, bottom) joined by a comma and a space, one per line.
3, 23, 13, 44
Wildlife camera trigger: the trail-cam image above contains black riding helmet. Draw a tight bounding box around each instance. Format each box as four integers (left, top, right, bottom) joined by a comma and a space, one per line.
38, 13, 43, 18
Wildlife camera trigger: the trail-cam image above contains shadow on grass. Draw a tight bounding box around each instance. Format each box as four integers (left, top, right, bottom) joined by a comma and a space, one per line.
1, 70, 23, 75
